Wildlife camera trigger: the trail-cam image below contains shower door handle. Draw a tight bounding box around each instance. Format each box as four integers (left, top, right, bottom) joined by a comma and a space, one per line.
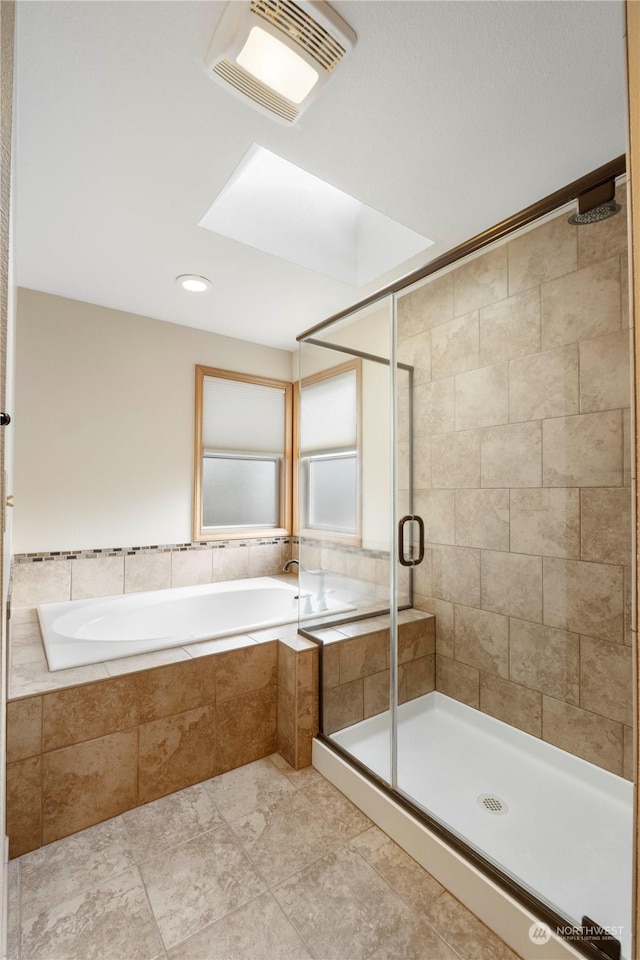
398, 515, 425, 567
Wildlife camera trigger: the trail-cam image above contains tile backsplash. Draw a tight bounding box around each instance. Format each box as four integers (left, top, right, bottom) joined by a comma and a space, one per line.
11, 538, 293, 607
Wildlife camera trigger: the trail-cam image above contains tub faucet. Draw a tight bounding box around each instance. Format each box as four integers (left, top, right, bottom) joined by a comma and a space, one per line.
283, 559, 300, 573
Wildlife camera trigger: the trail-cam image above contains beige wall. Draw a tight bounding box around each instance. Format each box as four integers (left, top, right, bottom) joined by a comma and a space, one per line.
400, 183, 633, 779
13, 289, 294, 553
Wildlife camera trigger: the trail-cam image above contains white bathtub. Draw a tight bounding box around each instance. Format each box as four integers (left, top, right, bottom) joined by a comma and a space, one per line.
38, 576, 352, 671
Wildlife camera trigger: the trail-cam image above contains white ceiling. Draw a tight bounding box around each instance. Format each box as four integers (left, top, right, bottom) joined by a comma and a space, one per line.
14, 0, 628, 351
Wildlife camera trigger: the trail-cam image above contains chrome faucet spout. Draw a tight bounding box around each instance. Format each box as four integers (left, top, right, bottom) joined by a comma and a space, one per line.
283, 559, 300, 573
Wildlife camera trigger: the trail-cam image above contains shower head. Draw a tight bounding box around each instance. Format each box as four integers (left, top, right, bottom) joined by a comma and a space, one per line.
568, 179, 621, 225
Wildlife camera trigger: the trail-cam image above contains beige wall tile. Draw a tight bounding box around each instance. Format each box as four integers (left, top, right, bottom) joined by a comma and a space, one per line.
364, 669, 391, 719
431, 312, 480, 379
623, 407, 631, 486
398, 273, 453, 338
71, 556, 124, 600
277, 641, 297, 699
580, 635, 633, 725
414, 378, 455, 436
12, 559, 71, 606
435, 655, 479, 708
579, 329, 631, 412
454, 604, 509, 678
454, 363, 509, 430
510, 488, 580, 559
414, 596, 454, 658
139, 705, 217, 804
171, 549, 213, 587
322, 678, 364, 735
455, 488, 509, 550
415, 489, 455, 545
412, 548, 432, 599
481, 550, 542, 622
508, 214, 577, 295
397, 331, 431, 385
124, 551, 171, 594
7, 756, 41, 857
541, 256, 621, 349
542, 410, 623, 487
509, 344, 579, 422
276, 686, 296, 767
621, 253, 630, 328
7, 696, 42, 763
580, 488, 631, 565
398, 617, 433, 661
414, 436, 431, 488
543, 558, 624, 643
216, 642, 277, 702
249, 543, 287, 578
481, 421, 542, 487
42, 730, 138, 843
212, 546, 251, 582
432, 430, 480, 488
405, 656, 435, 699
578, 182, 627, 268
138, 657, 217, 722
216, 686, 277, 774
322, 644, 340, 689
43, 676, 138, 751
480, 674, 542, 737
509, 618, 579, 704
479, 288, 541, 364
623, 725, 634, 781
542, 696, 623, 774
454, 246, 508, 315
431, 544, 480, 607
339, 631, 388, 684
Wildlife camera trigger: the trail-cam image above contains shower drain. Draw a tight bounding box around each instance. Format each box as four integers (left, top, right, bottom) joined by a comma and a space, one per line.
477, 794, 509, 815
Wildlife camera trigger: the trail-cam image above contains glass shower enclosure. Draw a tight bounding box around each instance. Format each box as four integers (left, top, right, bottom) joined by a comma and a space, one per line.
296, 171, 634, 960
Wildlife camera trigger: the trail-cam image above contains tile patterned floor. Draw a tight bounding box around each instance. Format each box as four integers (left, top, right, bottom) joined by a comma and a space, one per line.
7, 755, 522, 960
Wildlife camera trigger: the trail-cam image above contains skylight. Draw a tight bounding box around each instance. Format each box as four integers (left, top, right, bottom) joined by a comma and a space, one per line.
199, 145, 434, 287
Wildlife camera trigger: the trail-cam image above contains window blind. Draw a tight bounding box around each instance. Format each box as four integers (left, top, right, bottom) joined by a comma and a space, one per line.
202, 376, 285, 453
300, 369, 357, 452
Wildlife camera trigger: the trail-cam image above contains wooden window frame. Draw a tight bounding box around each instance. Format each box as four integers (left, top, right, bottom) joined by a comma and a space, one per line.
193, 365, 293, 542
295, 358, 362, 546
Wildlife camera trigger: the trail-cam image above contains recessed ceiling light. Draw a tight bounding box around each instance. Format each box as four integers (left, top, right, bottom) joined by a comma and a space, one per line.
176, 274, 211, 293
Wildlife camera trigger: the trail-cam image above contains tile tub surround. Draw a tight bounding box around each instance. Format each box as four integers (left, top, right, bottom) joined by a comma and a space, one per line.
314, 611, 436, 735
399, 183, 633, 779
7, 755, 519, 960
11, 536, 292, 606
6, 623, 319, 857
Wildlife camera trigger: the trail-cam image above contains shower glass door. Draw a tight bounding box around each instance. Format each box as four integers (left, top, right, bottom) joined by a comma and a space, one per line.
298, 294, 409, 788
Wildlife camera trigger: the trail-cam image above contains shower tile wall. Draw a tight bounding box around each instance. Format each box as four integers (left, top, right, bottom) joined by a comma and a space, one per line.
398, 184, 632, 779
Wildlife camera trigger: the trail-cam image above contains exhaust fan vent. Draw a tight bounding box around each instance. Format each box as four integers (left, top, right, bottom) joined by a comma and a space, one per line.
250, 0, 346, 72
213, 61, 299, 123
205, 1, 356, 124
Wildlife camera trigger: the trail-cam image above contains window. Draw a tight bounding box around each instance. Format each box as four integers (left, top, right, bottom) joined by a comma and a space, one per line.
193, 366, 292, 541
298, 359, 361, 542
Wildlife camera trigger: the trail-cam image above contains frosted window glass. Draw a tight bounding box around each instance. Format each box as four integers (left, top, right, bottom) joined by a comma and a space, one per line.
203, 457, 278, 527
308, 455, 357, 533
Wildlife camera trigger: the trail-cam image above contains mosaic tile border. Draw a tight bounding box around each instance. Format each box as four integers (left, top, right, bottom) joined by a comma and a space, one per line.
14, 537, 293, 564
14, 537, 390, 564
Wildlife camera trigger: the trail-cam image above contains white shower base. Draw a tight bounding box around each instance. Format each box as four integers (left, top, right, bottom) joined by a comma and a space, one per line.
330, 692, 633, 959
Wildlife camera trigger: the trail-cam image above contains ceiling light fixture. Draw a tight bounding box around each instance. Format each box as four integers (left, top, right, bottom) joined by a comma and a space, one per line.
176, 274, 211, 293
205, 0, 356, 124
